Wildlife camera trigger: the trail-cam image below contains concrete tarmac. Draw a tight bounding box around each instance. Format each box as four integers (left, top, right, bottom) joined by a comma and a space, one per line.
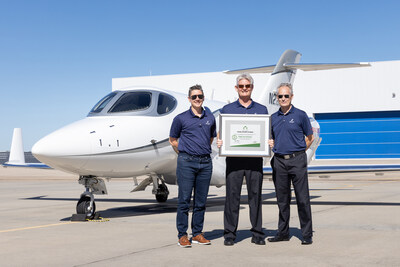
0, 167, 399, 266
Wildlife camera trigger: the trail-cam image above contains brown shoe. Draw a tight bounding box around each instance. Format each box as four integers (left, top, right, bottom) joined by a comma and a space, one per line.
192, 233, 211, 245
178, 235, 191, 248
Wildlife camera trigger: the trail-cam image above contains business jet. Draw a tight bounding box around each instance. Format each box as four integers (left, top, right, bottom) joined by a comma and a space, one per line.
31, 49, 369, 218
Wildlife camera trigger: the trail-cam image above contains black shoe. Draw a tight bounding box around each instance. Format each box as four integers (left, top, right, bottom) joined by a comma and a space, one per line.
301, 237, 313, 245
267, 235, 290, 242
251, 237, 266, 245
224, 238, 235, 246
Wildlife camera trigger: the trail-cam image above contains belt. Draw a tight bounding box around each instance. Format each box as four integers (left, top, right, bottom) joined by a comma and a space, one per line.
274, 151, 305, 160
179, 152, 210, 158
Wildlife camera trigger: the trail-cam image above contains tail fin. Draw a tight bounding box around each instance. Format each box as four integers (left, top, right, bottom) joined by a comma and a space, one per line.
224, 49, 302, 110
6, 128, 26, 165
259, 49, 302, 108
224, 49, 370, 109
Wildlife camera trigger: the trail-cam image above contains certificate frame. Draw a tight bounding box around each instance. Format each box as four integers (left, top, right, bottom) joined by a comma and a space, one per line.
219, 114, 271, 157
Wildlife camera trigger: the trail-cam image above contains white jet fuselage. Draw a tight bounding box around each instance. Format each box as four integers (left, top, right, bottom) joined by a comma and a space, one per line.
32, 88, 228, 186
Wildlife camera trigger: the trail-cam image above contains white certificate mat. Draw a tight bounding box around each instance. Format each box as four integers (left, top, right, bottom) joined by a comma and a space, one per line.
219, 114, 271, 157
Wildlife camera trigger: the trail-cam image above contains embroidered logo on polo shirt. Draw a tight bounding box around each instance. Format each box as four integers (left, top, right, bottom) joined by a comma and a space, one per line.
289, 119, 295, 123
206, 121, 211, 125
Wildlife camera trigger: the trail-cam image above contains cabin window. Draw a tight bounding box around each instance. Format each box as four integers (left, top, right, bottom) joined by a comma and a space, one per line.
108, 92, 152, 113
157, 93, 177, 115
90, 92, 117, 113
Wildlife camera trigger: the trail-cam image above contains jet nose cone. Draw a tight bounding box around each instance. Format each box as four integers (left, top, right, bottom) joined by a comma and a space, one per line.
32, 122, 92, 171
32, 138, 57, 168
31, 139, 44, 159
31, 136, 58, 162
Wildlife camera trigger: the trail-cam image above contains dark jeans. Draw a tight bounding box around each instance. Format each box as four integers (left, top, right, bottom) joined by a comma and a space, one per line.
224, 157, 264, 240
271, 152, 313, 239
176, 152, 212, 238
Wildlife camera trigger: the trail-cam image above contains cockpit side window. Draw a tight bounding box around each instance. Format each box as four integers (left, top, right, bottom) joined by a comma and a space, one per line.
90, 92, 117, 113
157, 93, 177, 115
108, 92, 152, 113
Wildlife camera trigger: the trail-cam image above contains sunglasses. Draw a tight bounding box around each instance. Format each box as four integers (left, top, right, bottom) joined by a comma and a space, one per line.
278, 94, 290, 99
237, 84, 253, 89
190, 94, 204, 100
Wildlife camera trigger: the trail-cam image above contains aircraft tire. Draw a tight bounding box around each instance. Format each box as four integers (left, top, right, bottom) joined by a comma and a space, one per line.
156, 193, 168, 202
155, 184, 169, 202
76, 196, 96, 218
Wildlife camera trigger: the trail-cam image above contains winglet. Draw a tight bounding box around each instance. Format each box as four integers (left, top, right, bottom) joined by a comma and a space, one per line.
3, 128, 51, 168
6, 128, 26, 165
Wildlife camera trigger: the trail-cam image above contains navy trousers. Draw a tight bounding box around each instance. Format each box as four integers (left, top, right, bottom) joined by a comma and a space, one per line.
176, 152, 212, 238
224, 157, 264, 240
271, 152, 313, 239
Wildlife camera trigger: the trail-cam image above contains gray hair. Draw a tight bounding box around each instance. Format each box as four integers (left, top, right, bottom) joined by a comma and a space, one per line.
188, 84, 204, 96
236, 73, 254, 85
277, 83, 293, 94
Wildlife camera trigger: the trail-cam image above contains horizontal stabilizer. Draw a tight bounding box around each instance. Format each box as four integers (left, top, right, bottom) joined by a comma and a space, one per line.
223, 65, 276, 74
284, 62, 371, 71
224, 62, 370, 74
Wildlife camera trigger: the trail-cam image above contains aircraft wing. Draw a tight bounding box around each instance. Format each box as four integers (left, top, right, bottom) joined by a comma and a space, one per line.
2, 162, 51, 169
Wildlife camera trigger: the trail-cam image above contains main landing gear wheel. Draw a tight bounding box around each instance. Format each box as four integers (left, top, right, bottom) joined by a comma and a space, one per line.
76, 196, 96, 218
155, 184, 169, 202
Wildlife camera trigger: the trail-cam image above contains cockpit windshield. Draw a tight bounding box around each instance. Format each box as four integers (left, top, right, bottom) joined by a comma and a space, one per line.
90, 92, 117, 113
88, 90, 177, 117
108, 92, 152, 113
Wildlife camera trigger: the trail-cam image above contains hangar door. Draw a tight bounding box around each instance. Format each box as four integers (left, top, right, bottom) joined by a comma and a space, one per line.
315, 111, 400, 159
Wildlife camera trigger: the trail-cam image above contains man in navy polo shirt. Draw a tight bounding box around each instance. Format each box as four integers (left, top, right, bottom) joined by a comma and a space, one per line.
169, 84, 216, 248
268, 83, 315, 245
217, 73, 268, 246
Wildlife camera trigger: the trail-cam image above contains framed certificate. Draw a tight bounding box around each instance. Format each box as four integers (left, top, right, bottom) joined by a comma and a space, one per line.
219, 114, 271, 157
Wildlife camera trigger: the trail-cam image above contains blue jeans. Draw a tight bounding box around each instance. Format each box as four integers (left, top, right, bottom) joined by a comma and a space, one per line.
176, 152, 212, 238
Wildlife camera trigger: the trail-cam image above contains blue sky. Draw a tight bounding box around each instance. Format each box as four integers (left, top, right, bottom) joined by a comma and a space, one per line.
1, 0, 399, 151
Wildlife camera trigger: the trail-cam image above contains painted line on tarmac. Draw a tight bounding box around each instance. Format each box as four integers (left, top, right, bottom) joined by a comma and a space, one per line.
0, 222, 80, 233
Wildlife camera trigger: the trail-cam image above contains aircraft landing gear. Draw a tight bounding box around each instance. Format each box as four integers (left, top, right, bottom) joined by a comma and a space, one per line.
151, 174, 169, 202
155, 183, 169, 202
76, 191, 96, 219
75, 176, 107, 219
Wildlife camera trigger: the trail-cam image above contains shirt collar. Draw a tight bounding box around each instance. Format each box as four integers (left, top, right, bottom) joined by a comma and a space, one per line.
235, 98, 254, 109
189, 107, 205, 118
278, 105, 295, 116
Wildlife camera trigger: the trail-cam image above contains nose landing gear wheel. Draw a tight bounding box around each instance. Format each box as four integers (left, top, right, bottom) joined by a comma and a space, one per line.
77, 196, 96, 219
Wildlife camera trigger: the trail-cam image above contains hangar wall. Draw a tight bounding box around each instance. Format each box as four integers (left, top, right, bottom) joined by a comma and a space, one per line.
293, 61, 400, 114
113, 60, 400, 159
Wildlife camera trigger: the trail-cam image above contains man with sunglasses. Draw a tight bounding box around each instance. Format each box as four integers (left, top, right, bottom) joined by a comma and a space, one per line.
169, 84, 216, 248
217, 73, 268, 246
268, 83, 314, 245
